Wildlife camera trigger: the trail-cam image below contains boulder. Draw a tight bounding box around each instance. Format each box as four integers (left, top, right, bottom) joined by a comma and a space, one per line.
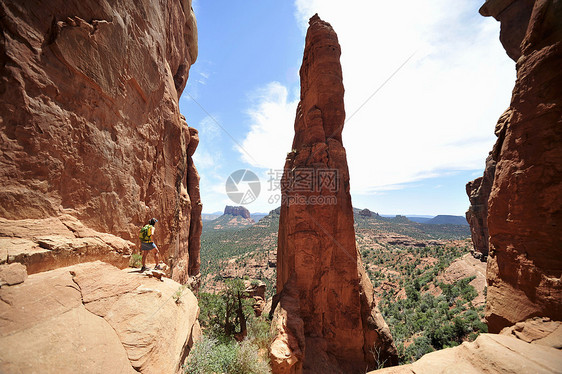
0, 263, 27, 286
0, 261, 200, 373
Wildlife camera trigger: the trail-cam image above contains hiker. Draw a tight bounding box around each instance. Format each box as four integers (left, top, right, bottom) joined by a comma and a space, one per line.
139, 218, 161, 272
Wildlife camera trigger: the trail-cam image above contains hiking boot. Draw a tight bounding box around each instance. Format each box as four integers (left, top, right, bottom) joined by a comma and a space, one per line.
140, 266, 147, 272
154, 264, 161, 270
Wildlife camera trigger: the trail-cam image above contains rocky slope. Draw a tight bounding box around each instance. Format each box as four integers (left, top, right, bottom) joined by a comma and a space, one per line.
474, 0, 562, 332
270, 15, 397, 374
369, 327, 562, 374
0, 0, 201, 284
0, 261, 200, 374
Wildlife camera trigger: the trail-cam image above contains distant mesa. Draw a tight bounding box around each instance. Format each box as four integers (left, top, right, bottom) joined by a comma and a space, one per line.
224, 205, 251, 219
354, 209, 468, 226
427, 215, 469, 226
359, 208, 372, 217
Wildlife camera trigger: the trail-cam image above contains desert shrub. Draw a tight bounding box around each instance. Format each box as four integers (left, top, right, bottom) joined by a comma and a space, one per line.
229, 339, 272, 374
403, 336, 433, 362
198, 280, 254, 341
129, 253, 142, 268
185, 329, 272, 374
247, 316, 273, 351
184, 336, 237, 374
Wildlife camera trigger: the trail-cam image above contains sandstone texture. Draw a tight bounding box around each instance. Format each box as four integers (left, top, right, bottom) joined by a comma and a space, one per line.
0, 0, 201, 284
244, 279, 267, 316
0, 262, 27, 286
224, 205, 252, 219
465, 154, 495, 258
0, 261, 200, 373
368, 332, 562, 374
271, 14, 398, 374
476, 0, 562, 332
500, 317, 562, 348
0, 215, 134, 274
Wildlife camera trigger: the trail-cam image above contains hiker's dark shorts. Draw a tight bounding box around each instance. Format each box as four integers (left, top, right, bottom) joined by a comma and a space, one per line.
141, 242, 156, 251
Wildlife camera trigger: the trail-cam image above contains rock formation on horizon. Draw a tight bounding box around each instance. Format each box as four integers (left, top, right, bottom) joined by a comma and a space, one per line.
269, 14, 398, 374
467, 0, 562, 333
0, 0, 201, 284
224, 205, 252, 219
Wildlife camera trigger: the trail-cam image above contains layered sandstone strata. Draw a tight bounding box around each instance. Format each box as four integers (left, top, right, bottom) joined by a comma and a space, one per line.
0, 0, 201, 283
270, 14, 398, 374
475, 0, 562, 332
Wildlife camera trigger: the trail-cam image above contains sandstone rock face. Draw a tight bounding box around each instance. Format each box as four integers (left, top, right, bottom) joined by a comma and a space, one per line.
480, 0, 536, 61
271, 14, 398, 374
501, 317, 562, 348
477, 0, 562, 333
224, 205, 252, 219
368, 332, 562, 374
465, 156, 495, 258
0, 0, 201, 284
465, 106, 510, 259
0, 261, 200, 373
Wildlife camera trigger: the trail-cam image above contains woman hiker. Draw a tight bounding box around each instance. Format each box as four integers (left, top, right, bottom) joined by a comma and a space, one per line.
139, 218, 161, 272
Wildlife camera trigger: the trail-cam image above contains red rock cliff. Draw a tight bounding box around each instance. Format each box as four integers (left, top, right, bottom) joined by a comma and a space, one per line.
270, 14, 398, 374
477, 0, 562, 332
0, 0, 201, 283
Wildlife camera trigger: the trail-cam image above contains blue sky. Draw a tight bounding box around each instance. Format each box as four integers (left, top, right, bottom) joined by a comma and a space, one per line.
180, 0, 514, 216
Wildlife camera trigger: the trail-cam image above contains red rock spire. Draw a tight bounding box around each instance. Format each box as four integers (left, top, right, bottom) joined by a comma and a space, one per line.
270, 14, 398, 374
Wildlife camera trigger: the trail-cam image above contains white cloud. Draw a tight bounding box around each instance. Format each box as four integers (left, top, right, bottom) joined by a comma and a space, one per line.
198, 116, 221, 139
238, 82, 298, 170
192, 149, 219, 169
239, 0, 514, 194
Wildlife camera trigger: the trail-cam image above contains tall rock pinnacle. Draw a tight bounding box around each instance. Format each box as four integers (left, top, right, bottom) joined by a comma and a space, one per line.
269, 14, 398, 373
